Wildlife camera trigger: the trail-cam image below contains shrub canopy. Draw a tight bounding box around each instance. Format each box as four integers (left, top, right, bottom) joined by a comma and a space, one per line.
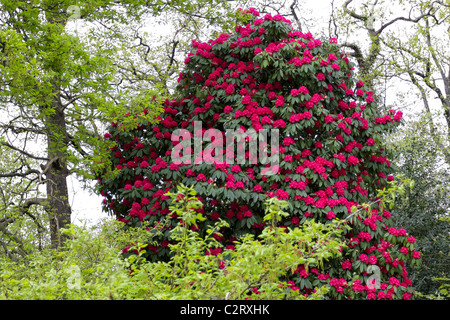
99, 8, 421, 300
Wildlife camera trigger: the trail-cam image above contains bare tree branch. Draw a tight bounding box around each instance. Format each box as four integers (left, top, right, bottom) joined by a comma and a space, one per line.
0, 168, 41, 179
344, 0, 438, 36
290, 0, 302, 31
0, 141, 48, 161
375, 6, 437, 36
343, 0, 365, 21
0, 217, 28, 257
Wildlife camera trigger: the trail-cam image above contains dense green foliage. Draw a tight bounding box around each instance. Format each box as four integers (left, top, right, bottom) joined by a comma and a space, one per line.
0, 185, 345, 300
387, 116, 450, 296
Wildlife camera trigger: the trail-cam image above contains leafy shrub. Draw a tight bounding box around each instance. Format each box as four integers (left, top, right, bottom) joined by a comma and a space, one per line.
98, 8, 421, 299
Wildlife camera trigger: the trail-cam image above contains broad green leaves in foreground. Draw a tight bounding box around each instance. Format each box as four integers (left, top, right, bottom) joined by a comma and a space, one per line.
0, 185, 345, 300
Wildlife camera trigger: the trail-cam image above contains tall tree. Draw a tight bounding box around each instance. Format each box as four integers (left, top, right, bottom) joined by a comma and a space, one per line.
0, 0, 242, 249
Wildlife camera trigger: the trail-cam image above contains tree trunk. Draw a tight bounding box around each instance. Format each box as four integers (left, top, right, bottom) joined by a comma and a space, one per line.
42, 7, 72, 249
45, 87, 71, 249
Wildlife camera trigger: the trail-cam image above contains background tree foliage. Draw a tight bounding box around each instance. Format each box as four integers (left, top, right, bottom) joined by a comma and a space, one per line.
0, 139, 49, 259
387, 115, 450, 295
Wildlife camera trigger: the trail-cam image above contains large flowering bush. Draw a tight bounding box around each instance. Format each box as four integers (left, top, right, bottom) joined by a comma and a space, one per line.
98, 8, 421, 300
